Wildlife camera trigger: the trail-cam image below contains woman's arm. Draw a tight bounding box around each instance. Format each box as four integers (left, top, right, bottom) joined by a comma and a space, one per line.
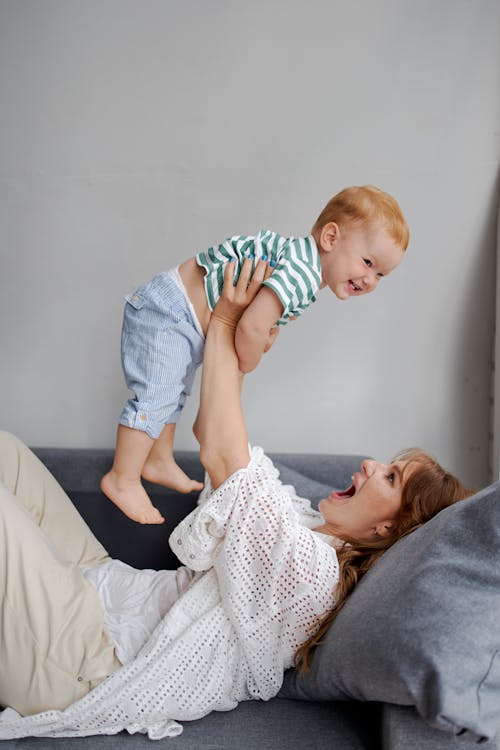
196, 258, 269, 489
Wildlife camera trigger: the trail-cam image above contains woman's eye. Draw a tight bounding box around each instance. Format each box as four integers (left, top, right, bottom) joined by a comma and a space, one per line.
364, 258, 372, 268
386, 472, 395, 484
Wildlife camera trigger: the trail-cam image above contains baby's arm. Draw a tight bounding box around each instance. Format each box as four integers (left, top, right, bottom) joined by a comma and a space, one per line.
235, 287, 284, 373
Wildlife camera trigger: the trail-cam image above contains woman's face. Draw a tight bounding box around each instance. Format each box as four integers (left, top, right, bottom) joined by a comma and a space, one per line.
318, 458, 410, 542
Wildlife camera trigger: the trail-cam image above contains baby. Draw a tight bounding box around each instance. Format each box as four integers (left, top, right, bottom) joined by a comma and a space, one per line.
101, 185, 409, 524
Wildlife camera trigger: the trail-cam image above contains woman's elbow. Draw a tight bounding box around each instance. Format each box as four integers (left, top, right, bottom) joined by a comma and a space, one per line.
199, 448, 228, 490
199, 443, 216, 475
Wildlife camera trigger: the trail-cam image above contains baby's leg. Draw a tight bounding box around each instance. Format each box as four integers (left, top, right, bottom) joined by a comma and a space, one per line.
101, 425, 165, 524
142, 423, 204, 493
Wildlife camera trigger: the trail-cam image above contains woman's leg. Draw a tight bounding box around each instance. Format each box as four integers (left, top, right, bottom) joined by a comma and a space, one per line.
0, 455, 120, 715
0, 431, 109, 567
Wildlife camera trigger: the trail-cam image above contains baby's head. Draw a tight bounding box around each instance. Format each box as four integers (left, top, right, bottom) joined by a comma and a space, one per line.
312, 185, 409, 300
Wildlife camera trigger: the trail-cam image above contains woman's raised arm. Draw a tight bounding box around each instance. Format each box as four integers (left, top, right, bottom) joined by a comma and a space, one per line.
195, 258, 269, 489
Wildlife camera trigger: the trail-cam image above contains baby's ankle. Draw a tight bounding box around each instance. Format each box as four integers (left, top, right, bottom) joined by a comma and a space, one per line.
103, 470, 141, 490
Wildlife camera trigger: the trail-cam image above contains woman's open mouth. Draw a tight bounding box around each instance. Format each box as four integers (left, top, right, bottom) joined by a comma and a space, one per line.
328, 484, 356, 501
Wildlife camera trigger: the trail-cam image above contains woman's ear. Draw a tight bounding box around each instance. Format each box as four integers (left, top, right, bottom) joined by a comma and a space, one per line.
320, 222, 339, 253
375, 521, 394, 538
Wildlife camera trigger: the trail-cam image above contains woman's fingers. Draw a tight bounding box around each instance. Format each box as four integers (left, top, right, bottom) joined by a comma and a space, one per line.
223, 256, 271, 297
246, 258, 267, 292
213, 256, 273, 327
234, 258, 267, 302
237, 257, 254, 289
222, 258, 237, 290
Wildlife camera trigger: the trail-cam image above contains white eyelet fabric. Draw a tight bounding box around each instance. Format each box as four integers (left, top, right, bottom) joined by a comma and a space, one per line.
0, 447, 339, 740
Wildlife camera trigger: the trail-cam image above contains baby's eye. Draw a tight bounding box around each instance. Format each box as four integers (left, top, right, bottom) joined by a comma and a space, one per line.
377, 272, 384, 279
363, 258, 372, 268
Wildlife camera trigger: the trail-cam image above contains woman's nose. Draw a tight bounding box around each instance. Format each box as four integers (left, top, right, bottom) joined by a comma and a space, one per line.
361, 459, 377, 475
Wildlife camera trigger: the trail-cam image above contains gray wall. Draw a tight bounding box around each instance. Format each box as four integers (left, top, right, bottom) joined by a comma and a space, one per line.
1, 0, 499, 488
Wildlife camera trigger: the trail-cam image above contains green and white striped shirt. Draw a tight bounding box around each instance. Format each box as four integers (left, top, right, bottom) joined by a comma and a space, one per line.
196, 230, 322, 325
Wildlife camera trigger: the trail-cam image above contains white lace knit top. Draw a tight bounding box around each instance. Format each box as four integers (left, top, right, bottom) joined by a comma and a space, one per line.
0, 448, 339, 741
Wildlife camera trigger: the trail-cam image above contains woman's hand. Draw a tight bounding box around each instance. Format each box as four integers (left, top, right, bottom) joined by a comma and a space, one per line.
212, 257, 270, 329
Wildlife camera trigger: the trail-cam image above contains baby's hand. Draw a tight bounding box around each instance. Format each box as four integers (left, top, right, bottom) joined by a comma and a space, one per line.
263, 325, 279, 353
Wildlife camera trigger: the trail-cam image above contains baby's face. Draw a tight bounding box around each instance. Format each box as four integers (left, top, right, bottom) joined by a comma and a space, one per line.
319, 222, 404, 300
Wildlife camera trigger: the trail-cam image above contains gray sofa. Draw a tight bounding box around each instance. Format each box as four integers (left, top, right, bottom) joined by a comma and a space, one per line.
1, 447, 498, 750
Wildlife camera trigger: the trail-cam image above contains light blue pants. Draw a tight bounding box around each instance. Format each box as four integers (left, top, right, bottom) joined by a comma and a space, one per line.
119, 271, 205, 440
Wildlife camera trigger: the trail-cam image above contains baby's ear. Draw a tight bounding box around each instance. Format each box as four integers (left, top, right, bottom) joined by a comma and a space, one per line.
320, 222, 339, 252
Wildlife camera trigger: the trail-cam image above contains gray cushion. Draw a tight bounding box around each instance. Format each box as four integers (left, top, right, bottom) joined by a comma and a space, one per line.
280, 482, 500, 743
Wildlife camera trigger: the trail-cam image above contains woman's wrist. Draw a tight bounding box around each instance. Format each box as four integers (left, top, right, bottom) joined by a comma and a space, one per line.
212, 312, 238, 330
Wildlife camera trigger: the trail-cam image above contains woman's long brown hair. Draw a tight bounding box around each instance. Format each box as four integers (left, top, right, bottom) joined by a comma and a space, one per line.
295, 449, 473, 671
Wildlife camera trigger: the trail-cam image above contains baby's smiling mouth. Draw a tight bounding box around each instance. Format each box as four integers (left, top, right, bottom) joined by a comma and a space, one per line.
349, 280, 362, 292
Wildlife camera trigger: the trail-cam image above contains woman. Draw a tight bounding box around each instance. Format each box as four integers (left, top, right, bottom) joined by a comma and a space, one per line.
0, 260, 470, 740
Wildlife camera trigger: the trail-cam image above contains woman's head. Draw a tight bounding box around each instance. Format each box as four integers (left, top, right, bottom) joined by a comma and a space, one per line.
374, 448, 473, 544
318, 448, 472, 545
312, 185, 410, 252
297, 449, 472, 670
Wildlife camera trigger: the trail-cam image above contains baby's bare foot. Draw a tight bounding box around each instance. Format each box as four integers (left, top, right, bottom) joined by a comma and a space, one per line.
101, 471, 165, 524
142, 457, 204, 494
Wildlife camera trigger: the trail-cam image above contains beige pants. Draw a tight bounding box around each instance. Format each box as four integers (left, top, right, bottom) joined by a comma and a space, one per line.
0, 431, 121, 716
